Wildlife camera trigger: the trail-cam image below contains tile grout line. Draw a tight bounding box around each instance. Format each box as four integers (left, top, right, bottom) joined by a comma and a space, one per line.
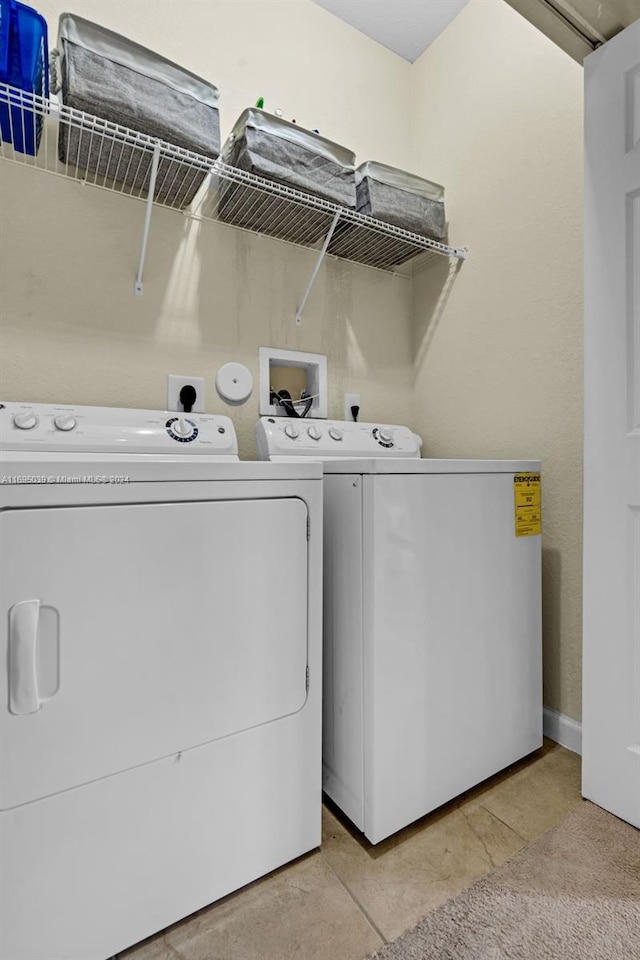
165, 940, 187, 960
319, 849, 389, 947
458, 805, 497, 869
476, 803, 528, 843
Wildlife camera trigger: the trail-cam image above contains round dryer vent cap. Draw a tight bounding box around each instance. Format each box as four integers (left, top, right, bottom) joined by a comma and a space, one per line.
215, 362, 253, 405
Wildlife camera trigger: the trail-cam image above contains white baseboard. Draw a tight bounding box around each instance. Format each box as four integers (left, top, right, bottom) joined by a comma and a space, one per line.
543, 707, 582, 755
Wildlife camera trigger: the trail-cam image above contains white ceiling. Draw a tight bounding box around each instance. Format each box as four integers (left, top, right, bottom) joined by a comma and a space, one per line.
311, 0, 471, 62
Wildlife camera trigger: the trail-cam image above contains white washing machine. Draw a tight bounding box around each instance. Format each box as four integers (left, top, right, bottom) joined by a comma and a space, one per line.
257, 416, 542, 844
0, 402, 322, 960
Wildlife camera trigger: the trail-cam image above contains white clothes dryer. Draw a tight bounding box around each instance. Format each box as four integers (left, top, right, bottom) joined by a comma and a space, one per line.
257, 416, 542, 844
0, 402, 322, 960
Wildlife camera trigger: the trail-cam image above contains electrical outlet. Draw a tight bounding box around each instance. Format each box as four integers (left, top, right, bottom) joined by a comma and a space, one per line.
167, 375, 206, 413
344, 393, 360, 422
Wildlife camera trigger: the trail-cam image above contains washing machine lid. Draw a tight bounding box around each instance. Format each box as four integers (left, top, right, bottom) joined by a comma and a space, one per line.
321, 458, 542, 475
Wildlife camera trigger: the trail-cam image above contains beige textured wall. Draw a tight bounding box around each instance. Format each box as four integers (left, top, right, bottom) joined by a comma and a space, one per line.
0, 0, 584, 719
0, 0, 414, 458
409, 0, 584, 720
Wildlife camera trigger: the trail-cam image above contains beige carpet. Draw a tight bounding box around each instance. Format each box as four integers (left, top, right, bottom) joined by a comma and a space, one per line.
369, 801, 640, 959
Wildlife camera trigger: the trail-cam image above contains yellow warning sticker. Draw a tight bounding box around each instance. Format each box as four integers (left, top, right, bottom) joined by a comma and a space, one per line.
514, 473, 541, 537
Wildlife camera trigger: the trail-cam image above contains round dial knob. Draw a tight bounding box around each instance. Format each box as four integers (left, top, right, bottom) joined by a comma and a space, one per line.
173, 418, 195, 438
329, 427, 343, 441
13, 412, 38, 430
284, 423, 299, 440
53, 414, 77, 432
307, 425, 322, 441
378, 428, 394, 444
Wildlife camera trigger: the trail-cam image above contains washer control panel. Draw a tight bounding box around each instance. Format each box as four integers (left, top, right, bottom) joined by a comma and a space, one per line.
0, 402, 238, 456
256, 417, 421, 460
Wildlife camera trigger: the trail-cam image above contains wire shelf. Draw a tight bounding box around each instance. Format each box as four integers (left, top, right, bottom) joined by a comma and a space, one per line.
1, 83, 467, 263
0, 84, 214, 207
0, 83, 467, 304
197, 169, 466, 272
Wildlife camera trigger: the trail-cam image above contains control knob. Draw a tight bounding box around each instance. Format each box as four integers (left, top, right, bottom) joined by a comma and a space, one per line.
13, 412, 38, 430
173, 418, 195, 438
378, 428, 394, 444
328, 427, 343, 441
53, 414, 77, 432
307, 425, 322, 441
284, 423, 299, 440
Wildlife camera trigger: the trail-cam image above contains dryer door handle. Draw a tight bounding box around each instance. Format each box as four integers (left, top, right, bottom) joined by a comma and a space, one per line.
8, 599, 42, 715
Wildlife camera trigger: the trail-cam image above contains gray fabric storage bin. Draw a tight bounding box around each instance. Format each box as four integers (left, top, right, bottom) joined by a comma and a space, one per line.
216, 108, 355, 245
57, 14, 220, 207
355, 161, 446, 241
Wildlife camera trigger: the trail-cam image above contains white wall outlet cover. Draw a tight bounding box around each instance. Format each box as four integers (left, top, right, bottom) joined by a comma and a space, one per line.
344, 393, 361, 422
167, 375, 206, 413
215, 363, 253, 405
258, 346, 327, 418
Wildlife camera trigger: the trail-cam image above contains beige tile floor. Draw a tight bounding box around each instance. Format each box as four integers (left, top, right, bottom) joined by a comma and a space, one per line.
119, 740, 582, 960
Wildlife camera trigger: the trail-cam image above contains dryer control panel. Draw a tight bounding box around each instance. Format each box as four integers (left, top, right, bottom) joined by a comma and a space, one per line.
0, 402, 239, 456
256, 417, 421, 460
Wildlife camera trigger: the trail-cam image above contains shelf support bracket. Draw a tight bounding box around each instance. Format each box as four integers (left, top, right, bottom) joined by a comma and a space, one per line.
134, 143, 162, 296
295, 209, 341, 325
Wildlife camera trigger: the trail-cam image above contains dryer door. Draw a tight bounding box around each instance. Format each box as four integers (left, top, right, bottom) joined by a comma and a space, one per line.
0, 496, 309, 808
